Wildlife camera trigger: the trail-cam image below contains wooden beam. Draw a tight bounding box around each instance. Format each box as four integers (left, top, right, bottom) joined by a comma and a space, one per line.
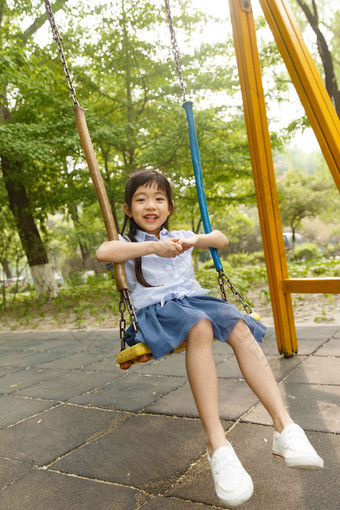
282, 278, 340, 294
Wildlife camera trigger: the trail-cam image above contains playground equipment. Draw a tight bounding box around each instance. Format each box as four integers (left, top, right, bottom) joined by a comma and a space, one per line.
44, 0, 340, 363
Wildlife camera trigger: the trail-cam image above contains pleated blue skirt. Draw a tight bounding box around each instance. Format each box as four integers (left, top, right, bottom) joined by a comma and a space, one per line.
125, 295, 266, 360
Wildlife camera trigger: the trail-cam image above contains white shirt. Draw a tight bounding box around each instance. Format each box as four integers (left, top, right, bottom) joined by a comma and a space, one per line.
118, 228, 209, 311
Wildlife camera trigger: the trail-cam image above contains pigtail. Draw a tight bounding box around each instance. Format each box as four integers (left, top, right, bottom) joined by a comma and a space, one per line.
121, 214, 156, 288
126, 232, 155, 288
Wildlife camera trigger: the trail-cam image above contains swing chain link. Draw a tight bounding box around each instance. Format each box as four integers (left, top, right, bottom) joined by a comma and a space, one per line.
164, 0, 186, 103
122, 288, 139, 334
44, 0, 79, 105
218, 269, 253, 315
119, 293, 127, 351
119, 289, 139, 351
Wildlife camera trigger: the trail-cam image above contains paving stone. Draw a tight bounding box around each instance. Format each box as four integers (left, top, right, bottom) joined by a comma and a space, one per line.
169, 422, 340, 510
129, 352, 187, 377
265, 354, 306, 381
0, 403, 128, 466
0, 348, 68, 368
80, 354, 122, 372
15, 370, 115, 401
22, 338, 80, 351
71, 373, 187, 411
0, 469, 139, 510
285, 356, 340, 385
293, 338, 332, 355
52, 414, 205, 491
37, 351, 109, 370
259, 333, 284, 355
243, 382, 340, 433
0, 395, 58, 429
0, 331, 71, 343
0, 368, 59, 394
81, 331, 120, 354
260, 326, 340, 356
0, 327, 338, 509
0, 367, 20, 378
296, 325, 340, 339
141, 496, 222, 509
314, 337, 340, 356
216, 354, 306, 382
0, 458, 34, 490
146, 379, 259, 420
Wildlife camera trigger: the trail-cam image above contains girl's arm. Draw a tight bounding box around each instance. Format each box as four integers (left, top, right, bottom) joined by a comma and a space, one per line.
179, 230, 229, 251
96, 238, 183, 263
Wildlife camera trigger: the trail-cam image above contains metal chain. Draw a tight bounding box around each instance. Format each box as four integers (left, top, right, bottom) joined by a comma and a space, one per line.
121, 288, 139, 334
218, 269, 253, 315
164, 0, 186, 102
44, 0, 79, 105
119, 293, 127, 351
119, 290, 139, 351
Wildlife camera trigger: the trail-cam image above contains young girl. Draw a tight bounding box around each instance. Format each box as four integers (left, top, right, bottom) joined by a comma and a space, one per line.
96, 170, 323, 507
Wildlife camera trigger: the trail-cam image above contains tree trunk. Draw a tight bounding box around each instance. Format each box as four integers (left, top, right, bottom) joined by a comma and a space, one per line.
1, 259, 12, 279
296, 0, 340, 117
69, 203, 92, 269
78, 241, 91, 269
1, 155, 58, 298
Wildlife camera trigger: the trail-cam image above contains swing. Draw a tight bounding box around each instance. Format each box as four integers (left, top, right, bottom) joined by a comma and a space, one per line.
44, 0, 260, 370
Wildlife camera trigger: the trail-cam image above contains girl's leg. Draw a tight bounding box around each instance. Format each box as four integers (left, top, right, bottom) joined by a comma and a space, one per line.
227, 320, 294, 433
186, 319, 255, 507
185, 319, 226, 456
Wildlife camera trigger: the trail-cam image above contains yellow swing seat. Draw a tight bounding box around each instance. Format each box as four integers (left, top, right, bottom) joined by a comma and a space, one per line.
117, 311, 261, 369
117, 340, 187, 369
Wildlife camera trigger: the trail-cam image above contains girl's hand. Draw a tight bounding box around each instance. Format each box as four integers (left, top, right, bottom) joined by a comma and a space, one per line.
178, 236, 198, 251
179, 231, 229, 251
153, 238, 183, 258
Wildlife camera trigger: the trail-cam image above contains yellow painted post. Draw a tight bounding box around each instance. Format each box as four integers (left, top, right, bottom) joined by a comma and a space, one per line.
258, 0, 340, 192
228, 0, 297, 355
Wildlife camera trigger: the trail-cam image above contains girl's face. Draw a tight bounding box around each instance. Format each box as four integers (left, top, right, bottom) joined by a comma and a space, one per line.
124, 183, 171, 238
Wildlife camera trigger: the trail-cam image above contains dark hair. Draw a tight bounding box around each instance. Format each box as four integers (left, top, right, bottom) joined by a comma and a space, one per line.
121, 170, 174, 287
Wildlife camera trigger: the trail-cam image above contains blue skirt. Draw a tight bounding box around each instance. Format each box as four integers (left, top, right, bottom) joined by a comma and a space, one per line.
125, 295, 266, 360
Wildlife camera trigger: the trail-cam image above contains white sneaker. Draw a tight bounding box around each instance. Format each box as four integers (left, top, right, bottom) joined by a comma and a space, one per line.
207, 444, 254, 507
272, 424, 324, 470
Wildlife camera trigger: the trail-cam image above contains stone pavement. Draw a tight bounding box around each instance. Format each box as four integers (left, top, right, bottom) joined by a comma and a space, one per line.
0, 325, 339, 509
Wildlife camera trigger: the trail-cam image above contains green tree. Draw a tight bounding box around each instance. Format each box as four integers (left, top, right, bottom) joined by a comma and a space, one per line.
1, 0, 274, 291
0, 0, 72, 297
50, 0, 256, 237
277, 168, 334, 244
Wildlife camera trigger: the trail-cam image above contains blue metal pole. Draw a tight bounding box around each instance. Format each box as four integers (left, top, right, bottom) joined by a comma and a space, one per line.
182, 101, 223, 271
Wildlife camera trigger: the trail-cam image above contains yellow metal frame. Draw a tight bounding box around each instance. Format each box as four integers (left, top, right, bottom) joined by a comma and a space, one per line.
228, 0, 340, 355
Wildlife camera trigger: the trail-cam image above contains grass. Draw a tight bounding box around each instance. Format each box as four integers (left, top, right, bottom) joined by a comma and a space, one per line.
0, 277, 120, 331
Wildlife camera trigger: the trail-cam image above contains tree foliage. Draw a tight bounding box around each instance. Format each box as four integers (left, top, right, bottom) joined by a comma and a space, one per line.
1, 0, 338, 290
277, 167, 337, 238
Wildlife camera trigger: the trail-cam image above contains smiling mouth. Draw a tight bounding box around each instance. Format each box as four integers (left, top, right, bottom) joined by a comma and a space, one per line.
144, 215, 158, 220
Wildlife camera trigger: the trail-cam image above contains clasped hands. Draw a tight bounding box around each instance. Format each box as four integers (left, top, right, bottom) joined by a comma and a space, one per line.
153, 237, 197, 258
